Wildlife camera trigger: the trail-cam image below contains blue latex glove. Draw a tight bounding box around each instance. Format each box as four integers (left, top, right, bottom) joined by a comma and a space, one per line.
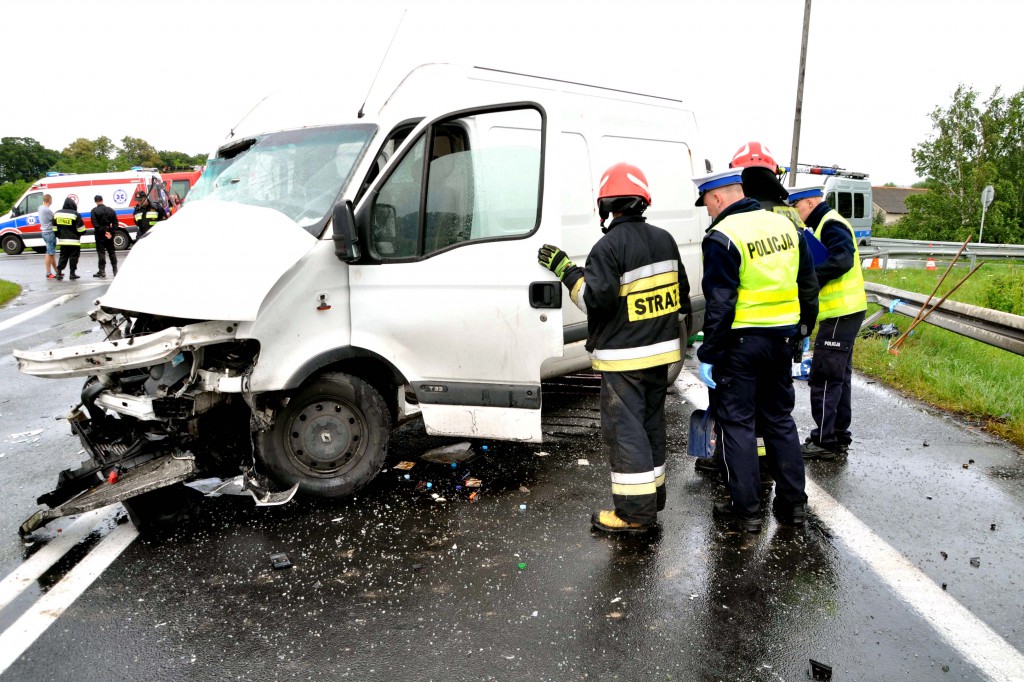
699, 363, 716, 389
802, 336, 811, 353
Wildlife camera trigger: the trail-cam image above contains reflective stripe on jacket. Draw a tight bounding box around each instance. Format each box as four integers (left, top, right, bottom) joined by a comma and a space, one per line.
711, 211, 801, 329
814, 209, 867, 320
53, 209, 85, 245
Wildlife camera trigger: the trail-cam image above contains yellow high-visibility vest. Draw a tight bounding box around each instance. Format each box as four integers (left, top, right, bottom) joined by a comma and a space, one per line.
814, 209, 868, 320
711, 211, 801, 329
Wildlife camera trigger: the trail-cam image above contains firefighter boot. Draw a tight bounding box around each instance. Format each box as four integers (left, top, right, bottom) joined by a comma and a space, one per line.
69, 269, 80, 280
93, 271, 106, 278
55, 270, 63, 280
590, 510, 653, 535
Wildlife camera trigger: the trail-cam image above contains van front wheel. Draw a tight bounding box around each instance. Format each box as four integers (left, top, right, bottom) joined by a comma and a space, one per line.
255, 372, 390, 498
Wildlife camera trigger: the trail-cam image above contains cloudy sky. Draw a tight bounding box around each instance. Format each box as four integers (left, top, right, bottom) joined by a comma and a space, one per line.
7, 0, 1021, 185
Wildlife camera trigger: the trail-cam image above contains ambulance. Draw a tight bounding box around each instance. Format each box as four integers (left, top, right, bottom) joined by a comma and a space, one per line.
0, 169, 162, 255
14, 64, 711, 533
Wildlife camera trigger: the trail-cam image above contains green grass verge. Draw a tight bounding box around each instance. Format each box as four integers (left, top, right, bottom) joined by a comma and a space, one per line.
0, 279, 21, 307
856, 264, 1024, 448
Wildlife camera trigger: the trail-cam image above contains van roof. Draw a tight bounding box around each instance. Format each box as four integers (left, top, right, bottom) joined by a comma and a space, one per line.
31, 169, 159, 190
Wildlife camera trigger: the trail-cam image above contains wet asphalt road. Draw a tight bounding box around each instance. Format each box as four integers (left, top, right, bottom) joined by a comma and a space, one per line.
1, 252, 1023, 681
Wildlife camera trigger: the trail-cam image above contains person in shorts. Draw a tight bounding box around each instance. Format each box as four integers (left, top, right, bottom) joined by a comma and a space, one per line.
39, 194, 57, 278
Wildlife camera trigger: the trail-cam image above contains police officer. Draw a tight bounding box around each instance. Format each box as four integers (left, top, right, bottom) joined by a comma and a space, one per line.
53, 197, 86, 281
694, 169, 817, 532
133, 190, 167, 239
538, 163, 689, 534
788, 186, 868, 459
90, 195, 118, 278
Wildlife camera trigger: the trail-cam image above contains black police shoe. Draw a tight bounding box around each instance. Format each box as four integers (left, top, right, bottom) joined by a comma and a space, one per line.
93, 271, 106, 278
712, 502, 762, 534
801, 438, 845, 461
772, 500, 807, 526
694, 455, 720, 474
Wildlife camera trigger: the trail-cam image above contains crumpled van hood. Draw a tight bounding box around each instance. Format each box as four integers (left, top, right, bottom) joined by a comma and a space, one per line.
100, 201, 318, 321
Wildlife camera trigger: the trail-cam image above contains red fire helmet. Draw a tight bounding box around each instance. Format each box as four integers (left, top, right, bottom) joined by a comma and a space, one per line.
730, 142, 778, 172
598, 163, 652, 205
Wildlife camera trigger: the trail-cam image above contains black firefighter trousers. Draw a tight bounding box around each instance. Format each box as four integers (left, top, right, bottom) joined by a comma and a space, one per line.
808, 310, 866, 450
713, 335, 807, 517
56, 244, 80, 275
601, 366, 668, 526
96, 237, 118, 274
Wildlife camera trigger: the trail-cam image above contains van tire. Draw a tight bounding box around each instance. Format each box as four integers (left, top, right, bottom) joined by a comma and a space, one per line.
112, 229, 131, 251
255, 372, 390, 498
2, 234, 24, 256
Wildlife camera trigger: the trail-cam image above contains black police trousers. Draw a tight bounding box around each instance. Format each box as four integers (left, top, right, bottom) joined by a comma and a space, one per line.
96, 238, 118, 273
809, 310, 866, 449
601, 365, 668, 526
57, 244, 80, 274
713, 335, 807, 517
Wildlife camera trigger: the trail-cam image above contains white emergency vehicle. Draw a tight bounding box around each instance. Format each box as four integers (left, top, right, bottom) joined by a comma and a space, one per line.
782, 164, 873, 245
14, 64, 711, 532
0, 169, 163, 254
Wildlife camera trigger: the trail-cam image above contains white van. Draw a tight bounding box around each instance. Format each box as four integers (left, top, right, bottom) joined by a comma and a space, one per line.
14, 65, 709, 532
823, 175, 872, 245
0, 169, 163, 255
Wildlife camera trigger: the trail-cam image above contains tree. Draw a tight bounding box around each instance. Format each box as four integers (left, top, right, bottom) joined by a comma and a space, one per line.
54, 136, 118, 174
0, 137, 60, 184
903, 84, 1024, 243
156, 149, 207, 169
115, 136, 161, 169
0, 180, 31, 215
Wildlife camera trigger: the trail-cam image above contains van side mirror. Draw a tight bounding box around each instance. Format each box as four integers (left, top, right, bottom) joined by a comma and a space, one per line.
10, 205, 21, 217
332, 200, 360, 262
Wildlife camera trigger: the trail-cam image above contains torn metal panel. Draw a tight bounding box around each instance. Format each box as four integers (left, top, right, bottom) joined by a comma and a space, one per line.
14, 321, 239, 379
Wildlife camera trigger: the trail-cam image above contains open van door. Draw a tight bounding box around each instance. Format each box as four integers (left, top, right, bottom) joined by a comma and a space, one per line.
349, 103, 563, 442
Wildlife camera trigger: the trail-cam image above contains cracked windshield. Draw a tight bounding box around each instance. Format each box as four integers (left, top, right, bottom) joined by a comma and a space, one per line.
187, 125, 375, 235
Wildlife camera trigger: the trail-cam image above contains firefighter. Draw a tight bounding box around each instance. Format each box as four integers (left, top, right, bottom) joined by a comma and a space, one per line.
787, 186, 868, 459
133, 190, 167, 239
730, 141, 804, 228
90, 195, 118, 278
53, 197, 86, 281
538, 162, 690, 534
694, 168, 817, 532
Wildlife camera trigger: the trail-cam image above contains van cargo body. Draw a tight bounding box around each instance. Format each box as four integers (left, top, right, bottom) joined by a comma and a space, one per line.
14, 65, 709, 533
0, 169, 162, 255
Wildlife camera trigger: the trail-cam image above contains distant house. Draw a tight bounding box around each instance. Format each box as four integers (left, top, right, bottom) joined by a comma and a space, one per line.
872, 186, 928, 225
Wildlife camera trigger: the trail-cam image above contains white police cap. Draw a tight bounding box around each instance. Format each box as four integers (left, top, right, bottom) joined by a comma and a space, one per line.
692, 168, 744, 206
786, 185, 825, 205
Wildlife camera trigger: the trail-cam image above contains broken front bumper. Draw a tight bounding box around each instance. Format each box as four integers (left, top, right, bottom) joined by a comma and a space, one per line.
14, 320, 240, 379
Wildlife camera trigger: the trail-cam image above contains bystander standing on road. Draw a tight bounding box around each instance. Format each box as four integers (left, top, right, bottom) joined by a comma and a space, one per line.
538, 163, 689, 535
53, 197, 85, 281
788, 186, 868, 460
38, 194, 57, 279
89, 195, 119, 278
694, 168, 817, 533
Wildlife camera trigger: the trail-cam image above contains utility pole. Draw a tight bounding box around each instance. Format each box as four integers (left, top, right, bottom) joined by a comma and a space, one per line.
789, 0, 813, 187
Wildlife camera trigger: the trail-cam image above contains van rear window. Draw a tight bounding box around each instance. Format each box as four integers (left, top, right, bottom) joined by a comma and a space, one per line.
837, 192, 853, 218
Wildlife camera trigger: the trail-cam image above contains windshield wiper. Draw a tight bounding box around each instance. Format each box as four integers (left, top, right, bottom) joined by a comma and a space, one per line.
218, 137, 258, 159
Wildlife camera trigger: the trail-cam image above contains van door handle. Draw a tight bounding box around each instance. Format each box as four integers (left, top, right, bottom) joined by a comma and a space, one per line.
529, 282, 562, 309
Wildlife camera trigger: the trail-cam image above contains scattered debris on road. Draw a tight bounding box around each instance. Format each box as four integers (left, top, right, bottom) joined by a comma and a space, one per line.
969, 557, 980, 568
809, 658, 833, 680
270, 552, 292, 570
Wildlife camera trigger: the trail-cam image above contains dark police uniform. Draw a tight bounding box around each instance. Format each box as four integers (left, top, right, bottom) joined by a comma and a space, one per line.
700, 197, 817, 519
561, 215, 689, 526
803, 201, 867, 455
133, 200, 166, 238
53, 198, 86, 280
90, 202, 119, 276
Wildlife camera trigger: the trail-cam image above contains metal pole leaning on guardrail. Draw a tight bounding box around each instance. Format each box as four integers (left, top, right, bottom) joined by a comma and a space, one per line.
901, 235, 972, 338
888, 262, 984, 354
863, 281, 1024, 356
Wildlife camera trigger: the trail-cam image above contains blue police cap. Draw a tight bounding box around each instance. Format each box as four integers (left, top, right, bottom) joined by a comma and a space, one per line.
787, 185, 824, 205
692, 168, 744, 206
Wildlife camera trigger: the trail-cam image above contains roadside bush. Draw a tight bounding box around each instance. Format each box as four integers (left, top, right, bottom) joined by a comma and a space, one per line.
981, 265, 1024, 315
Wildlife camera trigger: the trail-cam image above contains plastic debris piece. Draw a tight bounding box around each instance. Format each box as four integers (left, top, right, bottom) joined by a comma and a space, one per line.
531, 610, 538, 617
412, 563, 423, 571
464, 478, 482, 488
270, 552, 292, 570
577, 458, 590, 466
426, 482, 433, 489
107, 470, 118, 484
970, 557, 980, 568
394, 461, 416, 470
469, 492, 479, 502
923, 441, 929, 447
519, 504, 527, 511
940, 551, 948, 560
482, 445, 489, 452
519, 486, 530, 494
422, 441, 474, 464
331, 517, 344, 522
610, 597, 621, 604
926, 496, 933, 500
991, 523, 996, 531
942, 665, 950, 673
962, 463, 969, 469
435, 497, 447, 503
517, 562, 526, 570
969, 459, 975, 464
535, 451, 550, 457
809, 659, 832, 681
450, 462, 458, 468
941, 582, 947, 590
415, 481, 427, 491
403, 474, 411, 480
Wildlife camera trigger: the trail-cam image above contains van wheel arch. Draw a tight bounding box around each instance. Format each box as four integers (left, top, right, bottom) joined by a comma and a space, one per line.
284, 348, 407, 423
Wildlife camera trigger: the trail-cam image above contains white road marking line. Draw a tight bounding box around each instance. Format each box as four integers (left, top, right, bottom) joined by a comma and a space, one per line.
0, 507, 122, 612
0, 520, 138, 675
677, 369, 1024, 681
0, 294, 77, 334
808, 479, 1024, 681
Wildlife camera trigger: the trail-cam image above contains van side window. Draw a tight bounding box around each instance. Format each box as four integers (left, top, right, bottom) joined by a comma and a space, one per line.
837, 192, 853, 218
170, 179, 191, 199
854, 192, 865, 219
370, 106, 543, 260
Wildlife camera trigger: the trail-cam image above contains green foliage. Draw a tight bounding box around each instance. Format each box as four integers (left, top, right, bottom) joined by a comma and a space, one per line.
980, 264, 1024, 315
902, 84, 1024, 244
53, 136, 118, 174
0, 180, 31, 215
0, 279, 21, 308
0, 137, 60, 184
115, 136, 161, 169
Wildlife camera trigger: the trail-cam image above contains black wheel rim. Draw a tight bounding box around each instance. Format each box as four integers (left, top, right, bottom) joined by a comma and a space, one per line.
284, 396, 366, 478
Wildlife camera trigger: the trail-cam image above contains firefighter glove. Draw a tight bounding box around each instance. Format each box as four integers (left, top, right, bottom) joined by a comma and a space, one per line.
538, 244, 575, 280
699, 362, 716, 389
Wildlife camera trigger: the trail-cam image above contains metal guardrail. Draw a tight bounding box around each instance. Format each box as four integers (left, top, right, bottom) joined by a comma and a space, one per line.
868, 238, 1024, 259
863, 281, 1024, 356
